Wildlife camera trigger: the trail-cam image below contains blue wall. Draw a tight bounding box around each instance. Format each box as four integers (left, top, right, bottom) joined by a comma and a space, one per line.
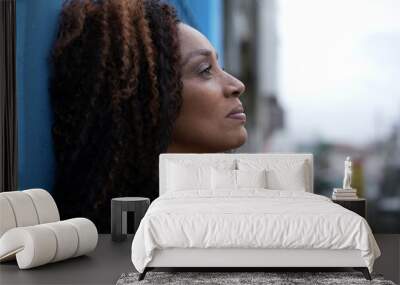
16, 0, 223, 192
170, 0, 224, 66
16, 0, 62, 191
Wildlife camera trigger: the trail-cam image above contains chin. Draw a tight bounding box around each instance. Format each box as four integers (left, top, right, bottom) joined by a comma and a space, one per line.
220, 127, 248, 151
233, 127, 248, 148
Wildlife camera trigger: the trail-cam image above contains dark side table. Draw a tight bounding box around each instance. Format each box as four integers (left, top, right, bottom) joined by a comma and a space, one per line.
332, 198, 366, 218
111, 197, 150, 242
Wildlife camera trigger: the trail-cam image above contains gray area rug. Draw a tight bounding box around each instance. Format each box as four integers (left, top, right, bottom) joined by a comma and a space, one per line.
116, 271, 396, 285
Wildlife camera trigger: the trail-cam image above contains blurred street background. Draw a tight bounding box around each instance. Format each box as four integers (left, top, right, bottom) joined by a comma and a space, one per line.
172, 0, 400, 233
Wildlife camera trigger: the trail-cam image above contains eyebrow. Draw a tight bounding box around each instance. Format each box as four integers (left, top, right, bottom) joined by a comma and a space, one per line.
181, 48, 219, 67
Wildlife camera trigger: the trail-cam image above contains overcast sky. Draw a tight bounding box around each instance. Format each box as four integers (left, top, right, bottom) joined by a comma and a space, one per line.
277, 0, 400, 147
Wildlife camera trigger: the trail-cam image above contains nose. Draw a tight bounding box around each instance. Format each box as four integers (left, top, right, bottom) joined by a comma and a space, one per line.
224, 72, 246, 98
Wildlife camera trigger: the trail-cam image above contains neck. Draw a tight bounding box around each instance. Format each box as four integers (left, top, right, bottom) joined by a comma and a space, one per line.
166, 142, 214, 153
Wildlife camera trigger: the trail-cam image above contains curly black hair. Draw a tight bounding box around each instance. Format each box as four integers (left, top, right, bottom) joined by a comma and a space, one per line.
48, 0, 183, 233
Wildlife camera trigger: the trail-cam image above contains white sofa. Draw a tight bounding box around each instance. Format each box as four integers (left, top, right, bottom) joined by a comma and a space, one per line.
0, 188, 98, 269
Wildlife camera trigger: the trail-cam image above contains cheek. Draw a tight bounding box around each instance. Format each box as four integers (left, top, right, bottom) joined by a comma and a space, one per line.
175, 80, 221, 132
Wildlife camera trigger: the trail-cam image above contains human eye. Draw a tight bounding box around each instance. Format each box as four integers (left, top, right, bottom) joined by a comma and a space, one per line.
199, 64, 212, 77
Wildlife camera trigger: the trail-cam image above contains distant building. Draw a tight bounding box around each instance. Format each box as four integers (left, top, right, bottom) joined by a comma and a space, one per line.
375, 122, 400, 231
223, 0, 285, 152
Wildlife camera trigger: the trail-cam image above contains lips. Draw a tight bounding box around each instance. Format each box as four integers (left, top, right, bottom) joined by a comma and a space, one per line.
226, 105, 246, 122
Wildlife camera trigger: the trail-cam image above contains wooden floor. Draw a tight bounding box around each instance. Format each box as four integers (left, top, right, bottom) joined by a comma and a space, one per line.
0, 234, 399, 284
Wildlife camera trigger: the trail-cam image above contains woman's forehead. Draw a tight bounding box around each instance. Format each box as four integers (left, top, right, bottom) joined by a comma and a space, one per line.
177, 23, 214, 57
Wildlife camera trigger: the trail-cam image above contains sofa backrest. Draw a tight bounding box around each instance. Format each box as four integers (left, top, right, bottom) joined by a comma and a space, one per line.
159, 153, 314, 195
0, 189, 60, 238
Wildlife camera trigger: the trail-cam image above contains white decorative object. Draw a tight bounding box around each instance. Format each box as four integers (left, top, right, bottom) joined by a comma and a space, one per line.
342, 156, 353, 190
0, 189, 98, 269
332, 157, 358, 200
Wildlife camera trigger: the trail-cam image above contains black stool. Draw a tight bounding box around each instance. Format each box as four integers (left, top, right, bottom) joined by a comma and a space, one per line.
111, 197, 150, 242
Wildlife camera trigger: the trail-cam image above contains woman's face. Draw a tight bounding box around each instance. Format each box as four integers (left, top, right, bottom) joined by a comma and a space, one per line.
168, 23, 247, 153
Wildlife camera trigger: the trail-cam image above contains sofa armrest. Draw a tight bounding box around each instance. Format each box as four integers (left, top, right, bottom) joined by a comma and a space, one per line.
0, 218, 98, 269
